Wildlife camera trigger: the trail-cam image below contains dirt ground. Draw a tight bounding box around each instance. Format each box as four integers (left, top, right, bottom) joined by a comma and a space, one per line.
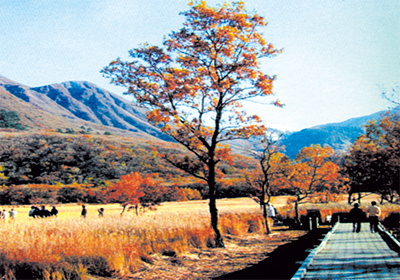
126, 228, 309, 280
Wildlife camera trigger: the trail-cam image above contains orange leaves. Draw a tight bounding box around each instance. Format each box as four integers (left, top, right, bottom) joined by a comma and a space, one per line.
255, 74, 274, 96
282, 145, 341, 197
108, 172, 147, 205
102, 2, 282, 233
272, 100, 284, 108
215, 145, 233, 165
342, 112, 400, 198
147, 109, 170, 125
296, 144, 335, 168
102, 1, 282, 148
224, 120, 266, 140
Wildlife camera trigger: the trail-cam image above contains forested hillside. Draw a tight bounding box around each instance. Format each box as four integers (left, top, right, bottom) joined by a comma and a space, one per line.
0, 132, 258, 203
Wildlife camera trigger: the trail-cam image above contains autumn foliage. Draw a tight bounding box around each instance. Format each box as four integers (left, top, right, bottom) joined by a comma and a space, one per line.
103, 0, 281, 247
267, 145, 344, 223
342, 112, 400, 203
107, 173, 145, 213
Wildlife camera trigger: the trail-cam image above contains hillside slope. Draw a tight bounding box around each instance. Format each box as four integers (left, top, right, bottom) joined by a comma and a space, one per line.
31, 81, 170, 140
0, 76, 158, 139
0, 85, 87, 131
0, 75, 77, 120
280, 110, 388, 158
0, 75, 169, 139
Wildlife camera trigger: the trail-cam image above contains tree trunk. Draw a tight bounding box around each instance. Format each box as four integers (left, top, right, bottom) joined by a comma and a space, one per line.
120, 204, 127, 217
209, 196, 224, 247
260, 182, 271, 234
208, 163, 224, 248
295, 200, 300, 225
262, 202, 271, 234
348, 192, 353, 204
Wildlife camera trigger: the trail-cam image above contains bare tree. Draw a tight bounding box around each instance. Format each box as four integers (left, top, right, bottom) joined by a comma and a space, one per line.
246, 130, 284, 234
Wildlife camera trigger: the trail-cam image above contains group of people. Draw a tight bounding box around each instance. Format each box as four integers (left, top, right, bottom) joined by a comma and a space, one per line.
0, 208, 17, 221
29, 205, 58, 218
349, 201, 381, 233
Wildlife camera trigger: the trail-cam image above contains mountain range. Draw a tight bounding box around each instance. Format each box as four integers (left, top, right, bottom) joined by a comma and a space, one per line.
0, 75, 388, 157
279, 110, 387, 158
0, 75, 169, 140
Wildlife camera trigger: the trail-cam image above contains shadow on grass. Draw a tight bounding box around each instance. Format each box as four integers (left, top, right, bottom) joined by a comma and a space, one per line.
215, 228, 330, 280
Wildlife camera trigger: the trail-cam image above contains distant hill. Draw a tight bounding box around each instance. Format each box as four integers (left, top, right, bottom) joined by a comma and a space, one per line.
0, 76, 95, 132
0, 75, 77, 120
0, 75, 169, 140
280, 110, 388, 158
31, 81, 170, 140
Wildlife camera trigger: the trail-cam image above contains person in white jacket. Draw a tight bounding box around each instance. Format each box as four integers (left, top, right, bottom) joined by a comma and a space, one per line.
1, 209, 8, 221
267, 203, 276, 228
366, 201, 381, 233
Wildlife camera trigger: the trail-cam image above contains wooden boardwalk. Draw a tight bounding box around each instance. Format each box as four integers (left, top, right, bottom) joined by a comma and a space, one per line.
292, 223, 400, 279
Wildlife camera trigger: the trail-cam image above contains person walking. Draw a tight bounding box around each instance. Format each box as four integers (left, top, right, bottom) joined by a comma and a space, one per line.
81, 205, 87, 218
98, 207, 104, 217
1, 209, 8, 221
50, 206, 58, 217
9, 209, 17, 221
366, 201, 381, 233
267, 202, 276, 227
349, 203, 364, 233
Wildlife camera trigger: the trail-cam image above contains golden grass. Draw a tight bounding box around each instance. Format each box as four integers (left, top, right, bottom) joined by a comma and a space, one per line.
0, 198, 263, 279
1, 195, 399, 279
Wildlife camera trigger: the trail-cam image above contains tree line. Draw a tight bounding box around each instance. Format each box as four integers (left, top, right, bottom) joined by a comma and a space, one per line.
0, 179, 202, 207
0, 133, 184, 186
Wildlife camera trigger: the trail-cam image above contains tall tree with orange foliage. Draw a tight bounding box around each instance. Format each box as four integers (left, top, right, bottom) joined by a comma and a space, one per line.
102, 1, 281, 247
278, 145, 341, 224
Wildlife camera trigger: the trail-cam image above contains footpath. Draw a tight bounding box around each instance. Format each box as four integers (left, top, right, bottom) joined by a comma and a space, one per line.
292, 222, 400, 279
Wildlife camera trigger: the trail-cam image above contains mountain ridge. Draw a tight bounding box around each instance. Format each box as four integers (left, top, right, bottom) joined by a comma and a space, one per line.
31, 81, 170, 140
0, 74, 389, 156
280, 110, 389, 158
0, 76, 170, 140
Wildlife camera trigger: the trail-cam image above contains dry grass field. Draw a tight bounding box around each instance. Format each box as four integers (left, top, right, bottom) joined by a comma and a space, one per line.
0, 195, 399, 279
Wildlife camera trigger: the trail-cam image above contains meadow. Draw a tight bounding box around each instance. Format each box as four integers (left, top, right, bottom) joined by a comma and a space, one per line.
0, 198, 266, 279
0, 195, 399, 279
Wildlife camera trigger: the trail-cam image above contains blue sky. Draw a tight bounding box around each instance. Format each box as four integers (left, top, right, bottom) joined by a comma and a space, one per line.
0, 0, 398, 131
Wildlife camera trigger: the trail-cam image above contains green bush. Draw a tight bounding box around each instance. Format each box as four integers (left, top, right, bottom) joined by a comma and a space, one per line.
0, 109, 25, 130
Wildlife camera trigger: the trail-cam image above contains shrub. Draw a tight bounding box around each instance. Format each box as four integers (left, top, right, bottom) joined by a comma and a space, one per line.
0, 109, 25, 130
57, 187, 86, 203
